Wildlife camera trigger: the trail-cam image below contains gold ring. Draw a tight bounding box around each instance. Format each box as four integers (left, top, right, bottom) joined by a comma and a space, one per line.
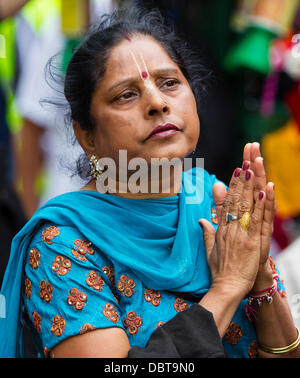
239, 211, 251, 231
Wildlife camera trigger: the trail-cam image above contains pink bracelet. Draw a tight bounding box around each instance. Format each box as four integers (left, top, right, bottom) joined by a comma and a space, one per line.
250, 274, 279, 296
248, 279, 277, 305
245, 278, 278, 322
250, 284, 275, 296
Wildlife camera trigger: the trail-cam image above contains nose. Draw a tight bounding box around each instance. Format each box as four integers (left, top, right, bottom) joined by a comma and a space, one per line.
148, 105, 169, 117
144, 87, 170, 118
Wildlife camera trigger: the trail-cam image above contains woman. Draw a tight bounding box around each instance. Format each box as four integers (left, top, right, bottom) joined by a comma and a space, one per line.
1, 7, 299, 358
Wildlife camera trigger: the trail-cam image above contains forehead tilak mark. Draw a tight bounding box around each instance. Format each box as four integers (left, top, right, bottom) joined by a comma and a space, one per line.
129, 51, 167, 104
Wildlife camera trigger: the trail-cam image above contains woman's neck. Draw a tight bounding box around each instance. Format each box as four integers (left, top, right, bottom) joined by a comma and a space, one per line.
81, 163, 183, 199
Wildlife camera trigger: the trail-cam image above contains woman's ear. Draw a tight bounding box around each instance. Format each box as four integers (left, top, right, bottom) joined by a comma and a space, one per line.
73, 121, 96, 156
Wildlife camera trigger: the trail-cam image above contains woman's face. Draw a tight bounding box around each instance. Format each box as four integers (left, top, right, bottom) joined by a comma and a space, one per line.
88, 34, 200, 167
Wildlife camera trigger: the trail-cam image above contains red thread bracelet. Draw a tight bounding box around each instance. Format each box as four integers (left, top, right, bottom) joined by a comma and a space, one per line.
250, 274, 279, 295
245, 277, 279, 321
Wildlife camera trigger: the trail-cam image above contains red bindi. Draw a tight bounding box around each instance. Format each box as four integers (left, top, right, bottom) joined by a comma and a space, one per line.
142, 71, 148, 79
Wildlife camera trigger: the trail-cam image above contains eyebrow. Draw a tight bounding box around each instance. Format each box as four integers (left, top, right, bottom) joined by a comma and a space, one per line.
107, 67, 179, 92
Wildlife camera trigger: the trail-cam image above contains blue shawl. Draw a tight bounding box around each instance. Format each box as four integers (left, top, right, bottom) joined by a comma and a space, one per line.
0, 167, 216, 357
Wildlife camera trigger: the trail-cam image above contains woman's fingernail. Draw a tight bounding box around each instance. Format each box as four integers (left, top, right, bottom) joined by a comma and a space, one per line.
245, 170, 251, 181
234, 168, 241, 177
242, 161, 250, 171
259, 191, 264, 200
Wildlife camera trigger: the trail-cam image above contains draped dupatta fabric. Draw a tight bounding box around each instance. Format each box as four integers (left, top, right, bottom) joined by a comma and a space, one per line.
0, 167, 216, 357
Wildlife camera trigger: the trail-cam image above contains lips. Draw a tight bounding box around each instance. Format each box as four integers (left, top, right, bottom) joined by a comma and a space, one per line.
147, 123, 180, 140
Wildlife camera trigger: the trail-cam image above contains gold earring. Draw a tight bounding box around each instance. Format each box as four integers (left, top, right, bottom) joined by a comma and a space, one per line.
89, 155, 104, 179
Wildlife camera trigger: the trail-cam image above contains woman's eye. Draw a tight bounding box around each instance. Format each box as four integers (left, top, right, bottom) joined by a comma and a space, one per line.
115, 91, 137, 102
162, 79, 179, 88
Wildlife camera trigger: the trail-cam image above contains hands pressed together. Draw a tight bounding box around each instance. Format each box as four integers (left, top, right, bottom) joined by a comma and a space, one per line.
199, 142, 276, 298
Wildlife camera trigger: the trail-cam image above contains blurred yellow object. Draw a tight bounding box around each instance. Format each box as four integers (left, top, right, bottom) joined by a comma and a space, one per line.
262, 120, 300, 218
225, 0, 299, 75
251, 0, 299, 35
61, 0, 90, 37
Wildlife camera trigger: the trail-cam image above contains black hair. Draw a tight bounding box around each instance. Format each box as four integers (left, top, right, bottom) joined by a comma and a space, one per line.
47, 5, 210, 179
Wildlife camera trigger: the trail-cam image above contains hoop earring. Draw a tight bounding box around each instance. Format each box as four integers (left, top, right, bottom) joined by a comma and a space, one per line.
89, 155, 104, 179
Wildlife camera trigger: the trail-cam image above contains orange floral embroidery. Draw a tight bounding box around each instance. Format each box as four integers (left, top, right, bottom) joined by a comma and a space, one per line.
80, 323, 96, 334
225, 322, 242, 345
32, 311, 42, 333
24, 277, 32, 299
67, 288, 87, 310
103, 303, 119, 323
123, 311, 142, 335
155, 321, 165, 329
75, 239, 94, 255
42, 226, 60, 244
248, 341, 258, 358
211, 208, 218, 225
86, 271, 105, 292
174, 297, 189, 312
40, 280, 53, 303
71, 239, 94, 261
71, 249, 87, 262
117, 274, 136, 297
29, 248, 40, 269
52, 256, 71, 276
102, 266, 115, 286
144, 288, 161, 306
51, 315, 66, 337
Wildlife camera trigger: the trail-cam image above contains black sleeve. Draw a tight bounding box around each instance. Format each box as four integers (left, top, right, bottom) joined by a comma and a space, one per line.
128, 304, 227, 358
